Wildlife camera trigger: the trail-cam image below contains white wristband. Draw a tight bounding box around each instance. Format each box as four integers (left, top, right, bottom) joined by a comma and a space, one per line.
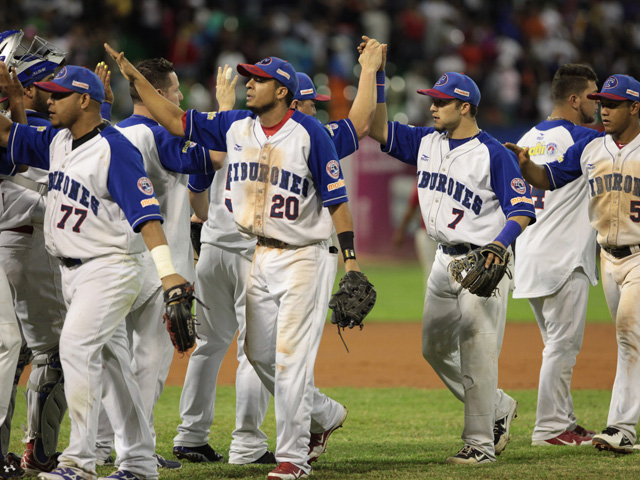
150, 244, 177, 279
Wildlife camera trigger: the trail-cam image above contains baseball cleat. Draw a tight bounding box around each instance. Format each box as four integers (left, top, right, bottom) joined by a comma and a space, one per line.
308, 406, 348, 463
493, 398, 518, 455
22, 442, 60, 475
247, 451, 277, 465
267, 463, 309, 480
153, 454, 181, 469
446, 445, 493, 465
532, 430, 593, 446
0, 456, 24, 479
37, 467, 95, 480
592, 427, 634, 454
572, 425, 596, 437
172, 444, 223, 463
97, 471, 139, 480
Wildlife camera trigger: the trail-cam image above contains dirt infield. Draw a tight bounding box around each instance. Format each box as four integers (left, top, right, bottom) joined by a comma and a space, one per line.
166, 322, 617, 390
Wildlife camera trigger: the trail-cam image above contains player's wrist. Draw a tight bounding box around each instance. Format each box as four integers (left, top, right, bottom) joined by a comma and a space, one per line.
150, 244, 177, 279
376, 71, 386, 103
493, 220, 522, 248
337, 231, 357, 262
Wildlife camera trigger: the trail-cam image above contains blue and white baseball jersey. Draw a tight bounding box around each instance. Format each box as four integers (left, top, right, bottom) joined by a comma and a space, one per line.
5, 123, 163, 259
188, 116, 359, 256
382, 122, 536, 246
116, 114, 211, 280
514, 120, 600, 297
545, 130, 640, 248
184, 109, 348, 246
0, 110, 51, 230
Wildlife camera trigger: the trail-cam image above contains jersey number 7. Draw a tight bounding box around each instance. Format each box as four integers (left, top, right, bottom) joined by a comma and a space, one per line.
57, 204, 88, 233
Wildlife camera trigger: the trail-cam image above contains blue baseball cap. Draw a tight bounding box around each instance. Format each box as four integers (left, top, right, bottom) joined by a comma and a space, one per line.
418, 72, 481, 106
237, 57, 298, 96
35, 65, 105, 103
294, 73, 330, 102
587, 74, 640, 102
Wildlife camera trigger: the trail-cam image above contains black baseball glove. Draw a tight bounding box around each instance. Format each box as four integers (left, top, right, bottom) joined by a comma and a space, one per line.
329, 271, 377, 329
448, 243, 512, 297
163, 282, 198, 353
190, 221, 203, 258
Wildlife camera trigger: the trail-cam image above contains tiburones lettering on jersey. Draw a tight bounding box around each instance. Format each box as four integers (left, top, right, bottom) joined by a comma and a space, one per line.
589, 173, 640, 197
417, 170, 483, 215
226, 161, 310, 198
48, 171, 100, 215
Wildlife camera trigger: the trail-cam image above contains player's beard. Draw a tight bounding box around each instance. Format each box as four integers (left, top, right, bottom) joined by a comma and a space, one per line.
580, 106, 596, 125
33, 91, 50, 116
248, 98, 278, 117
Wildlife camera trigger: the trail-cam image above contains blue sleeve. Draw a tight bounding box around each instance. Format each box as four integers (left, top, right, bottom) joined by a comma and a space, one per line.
103, 130, 163, 232
188, 172, 214, 193
150, 125, 211, 175
301, 116, 348, 206
326, 119, 358, 159
381, 121, 433, 165
569, 125, 600, 144
184, 109, 252, 151
545, 133, 604, 189
488, 140, 536, 222
7, 123, 56, 170
0, 148, 15, 175
101, 102, 112, 122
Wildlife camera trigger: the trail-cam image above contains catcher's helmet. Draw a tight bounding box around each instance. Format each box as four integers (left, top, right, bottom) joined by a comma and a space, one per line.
0, 30, 66, 87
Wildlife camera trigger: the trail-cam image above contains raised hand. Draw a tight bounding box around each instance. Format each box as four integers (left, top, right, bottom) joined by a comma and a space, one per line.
94, 61, 114, 104
216, 64, 238, 112
104, 43, 139, 83
0, 62, 24, 103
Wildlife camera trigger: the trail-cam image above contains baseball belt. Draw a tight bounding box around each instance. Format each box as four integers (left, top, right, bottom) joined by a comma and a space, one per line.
601, 244, 640, 259
58, 257, 83, 268
439, 243, 480, 256
257, 236, 293, 249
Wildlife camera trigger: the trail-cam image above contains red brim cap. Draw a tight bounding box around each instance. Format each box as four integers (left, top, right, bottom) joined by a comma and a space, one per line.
417, 88, 456, 99
237, 63, 273, 78
314, 94, 331, 102
34, 81, 75, 94
587, 92, 629, 101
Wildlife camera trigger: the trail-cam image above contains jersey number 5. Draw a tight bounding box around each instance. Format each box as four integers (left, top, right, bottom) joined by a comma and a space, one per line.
57, 204, 88, 233
631, 201, 640, 223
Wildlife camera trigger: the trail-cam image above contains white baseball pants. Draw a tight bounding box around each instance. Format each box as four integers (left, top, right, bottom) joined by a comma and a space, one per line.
530, 268, 589, 442
244, 240, 345, 473
174, 244, 272, 464
0, 265, 20, 426
422, 249, 514, 460
57, 254, 157, 480
601, 250, 640, 443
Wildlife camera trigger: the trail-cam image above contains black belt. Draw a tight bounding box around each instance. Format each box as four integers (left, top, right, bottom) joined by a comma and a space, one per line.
257, 236, 291, 249
602, 245, 640, 259
440, 243, 479, 256
59, 257, 83, 268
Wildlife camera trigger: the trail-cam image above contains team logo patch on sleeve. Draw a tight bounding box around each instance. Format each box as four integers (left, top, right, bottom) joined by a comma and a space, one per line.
546, 143, 557, 155
326, 160, 341, 179
137, 177, 154, 195
181, 140, 195, 153
510, 196, 534, 206
510, 178, 527, 194
328, 179, 345, 191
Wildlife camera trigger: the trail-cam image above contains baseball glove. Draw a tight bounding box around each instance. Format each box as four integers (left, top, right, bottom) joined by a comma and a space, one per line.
163, 282, 198, 353
448, 243, 512, 298
329, 271, 377, 329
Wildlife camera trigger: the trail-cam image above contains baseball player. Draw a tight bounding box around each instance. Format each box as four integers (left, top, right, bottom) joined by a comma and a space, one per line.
0, 63, 189, 480
507, 74, 640, 454
175, 45, 381, 467
366, 37, 535, 464
93, 57, 220, 471
513, 64, 600, 447
0, 29, 69, 475
106, 41, 379, 480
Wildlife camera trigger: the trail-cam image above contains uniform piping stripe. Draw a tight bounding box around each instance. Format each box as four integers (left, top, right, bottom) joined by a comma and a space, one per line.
131, 214, 164, 230
543, 163, 557, 189
344, 120, 357, 153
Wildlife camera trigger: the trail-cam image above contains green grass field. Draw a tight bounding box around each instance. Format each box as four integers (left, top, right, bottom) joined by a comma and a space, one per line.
7, 387, 639, 480
6, 262, 625, 479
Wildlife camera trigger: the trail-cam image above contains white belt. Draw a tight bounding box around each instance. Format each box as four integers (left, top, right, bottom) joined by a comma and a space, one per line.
2, 175, 48, 195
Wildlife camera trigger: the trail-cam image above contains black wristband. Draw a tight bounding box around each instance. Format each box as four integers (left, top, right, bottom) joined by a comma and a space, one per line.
337, 231, 356, 261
